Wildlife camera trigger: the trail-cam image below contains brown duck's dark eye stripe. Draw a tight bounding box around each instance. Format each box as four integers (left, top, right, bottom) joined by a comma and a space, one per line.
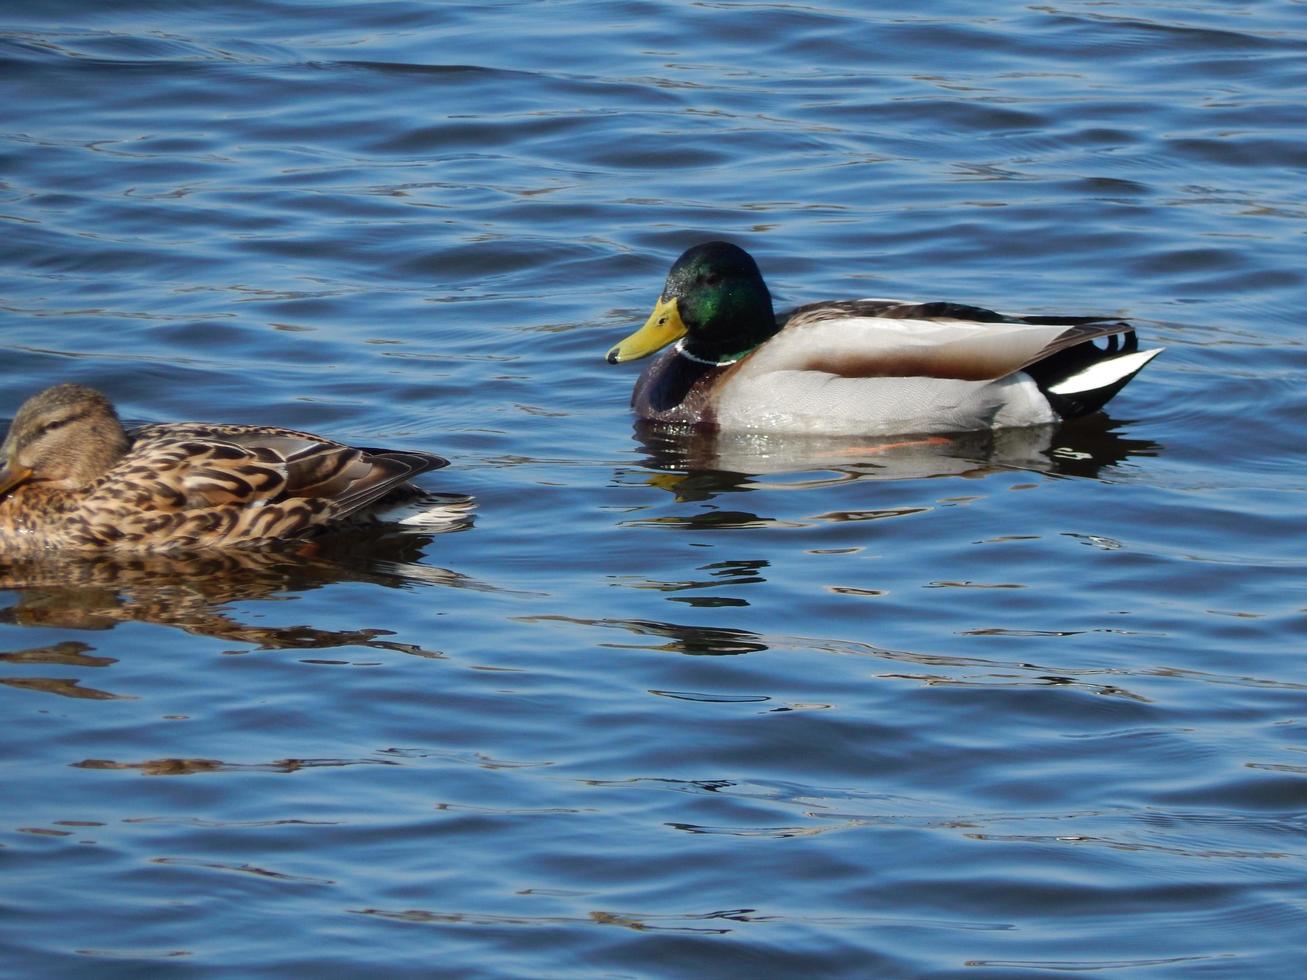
35, 412, 88, 437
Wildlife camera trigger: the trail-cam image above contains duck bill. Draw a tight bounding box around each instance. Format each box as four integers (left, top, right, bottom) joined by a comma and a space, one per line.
0, 462, 32, 499
606, 297, 686, 364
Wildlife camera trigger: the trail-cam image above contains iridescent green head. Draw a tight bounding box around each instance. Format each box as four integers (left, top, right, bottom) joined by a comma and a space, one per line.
606, 241, 779, 365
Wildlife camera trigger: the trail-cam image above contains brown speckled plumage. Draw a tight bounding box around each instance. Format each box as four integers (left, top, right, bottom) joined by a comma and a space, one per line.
0, 384, 448, 552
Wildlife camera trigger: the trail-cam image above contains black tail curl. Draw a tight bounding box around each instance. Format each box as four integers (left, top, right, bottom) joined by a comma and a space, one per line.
1023, 325, 1142, 419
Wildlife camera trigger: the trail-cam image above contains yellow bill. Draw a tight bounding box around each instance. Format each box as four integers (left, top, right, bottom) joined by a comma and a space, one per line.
606, 297, 686, 364
0, 462, 32, 498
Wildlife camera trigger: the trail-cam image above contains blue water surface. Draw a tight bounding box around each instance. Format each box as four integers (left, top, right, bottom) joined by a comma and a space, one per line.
2, 2, 1305, 977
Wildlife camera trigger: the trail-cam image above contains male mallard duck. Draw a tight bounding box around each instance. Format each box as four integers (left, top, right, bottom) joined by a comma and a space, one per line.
606, 241, 1162, 435
0, 384, 448, 551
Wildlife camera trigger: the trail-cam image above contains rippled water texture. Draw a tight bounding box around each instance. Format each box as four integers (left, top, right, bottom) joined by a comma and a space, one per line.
2, 2, 1306, 976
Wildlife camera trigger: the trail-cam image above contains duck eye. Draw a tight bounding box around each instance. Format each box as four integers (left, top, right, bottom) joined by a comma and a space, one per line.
36, 417, 73, 438
702, 273, 720, 286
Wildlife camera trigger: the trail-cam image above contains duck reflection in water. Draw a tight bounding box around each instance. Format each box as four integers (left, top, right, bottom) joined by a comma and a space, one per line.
0, 513, 477, 652
623, 415, 1160, 504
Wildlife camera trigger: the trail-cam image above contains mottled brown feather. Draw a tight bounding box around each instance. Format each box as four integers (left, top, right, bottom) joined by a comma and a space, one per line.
0, 385, 448, 552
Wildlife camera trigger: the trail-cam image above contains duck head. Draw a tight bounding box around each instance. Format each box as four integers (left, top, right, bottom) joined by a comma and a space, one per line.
606, 241, 779, 365
0, 384, 131, 498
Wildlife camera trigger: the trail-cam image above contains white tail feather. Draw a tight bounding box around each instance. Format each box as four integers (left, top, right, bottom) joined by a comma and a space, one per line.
1048, 347, 1164, 395
373, 494, 476, 531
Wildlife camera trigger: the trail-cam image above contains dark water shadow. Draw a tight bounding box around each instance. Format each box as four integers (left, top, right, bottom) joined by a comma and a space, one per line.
522, 614, 772, 656
521, 614, 1164, 702
621, 415, 1161, 501
0, 495, 485, 658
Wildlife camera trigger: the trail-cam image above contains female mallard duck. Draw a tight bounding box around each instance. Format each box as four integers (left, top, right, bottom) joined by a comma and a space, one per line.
0, 384, 448, 551
606, 241, 1162, 435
